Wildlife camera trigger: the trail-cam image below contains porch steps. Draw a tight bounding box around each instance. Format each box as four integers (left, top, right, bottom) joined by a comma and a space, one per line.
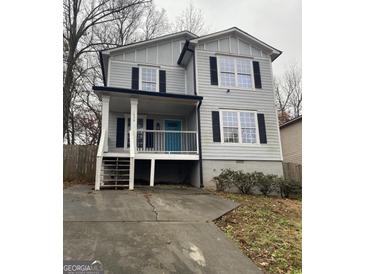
100, 157, 130, 189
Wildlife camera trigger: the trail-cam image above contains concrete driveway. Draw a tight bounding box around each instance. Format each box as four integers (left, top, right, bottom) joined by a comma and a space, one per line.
64, 185, 263, 274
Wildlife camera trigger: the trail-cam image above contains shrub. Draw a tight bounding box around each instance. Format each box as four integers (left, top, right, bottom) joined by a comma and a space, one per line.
257, 174, 278, 196
277, 177, 302, 198
213, 169, 301, 198
232, 171, 253, 194
213, 169, 235, 191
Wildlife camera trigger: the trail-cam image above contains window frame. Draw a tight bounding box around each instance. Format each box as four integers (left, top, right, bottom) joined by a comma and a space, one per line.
217, 55, 255, 91
219, 109, 260, 145
139, 66, 159, 92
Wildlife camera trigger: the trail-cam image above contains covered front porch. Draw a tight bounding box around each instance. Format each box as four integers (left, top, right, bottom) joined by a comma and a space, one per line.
94, 86, 202, 190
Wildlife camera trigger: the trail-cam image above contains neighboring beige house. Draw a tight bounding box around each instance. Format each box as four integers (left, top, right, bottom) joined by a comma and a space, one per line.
280, 116, 302, 164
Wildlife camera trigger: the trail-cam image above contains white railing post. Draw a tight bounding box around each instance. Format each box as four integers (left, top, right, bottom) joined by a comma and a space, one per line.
196, 131, 199, 154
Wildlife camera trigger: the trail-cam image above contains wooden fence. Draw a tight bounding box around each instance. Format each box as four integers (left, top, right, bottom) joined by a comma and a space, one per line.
63, 145, 98, 182
282, 162, 302, 185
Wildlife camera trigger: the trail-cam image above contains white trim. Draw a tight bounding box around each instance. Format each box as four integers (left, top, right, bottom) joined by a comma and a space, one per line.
103, 31, 198, 54
170, 42, 174, 65
184, 69, 187, 94
194, 50, 199, 96
136, 153, 199, 160
189, 27, 281, 55
195, 49, 270, 60
269, 60, 284, 161
103, 151, 199, 160
139, 65, 159, 92
219, 109, 260, 145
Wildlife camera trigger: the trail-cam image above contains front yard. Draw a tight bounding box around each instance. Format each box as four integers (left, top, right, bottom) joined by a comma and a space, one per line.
214, 192, 301, 274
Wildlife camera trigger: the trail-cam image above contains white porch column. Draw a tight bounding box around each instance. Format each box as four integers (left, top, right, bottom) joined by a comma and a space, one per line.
129, 98, 138, 190
150, 159, 155, 187
95, 156, 102, 190
101, 95, 110, 152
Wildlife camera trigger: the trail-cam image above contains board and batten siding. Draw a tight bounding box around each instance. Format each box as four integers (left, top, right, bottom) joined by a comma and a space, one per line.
108, 60, 187, 95
196, 34, 271, 58
108, 38, 192, 95
195, 49, 282, 161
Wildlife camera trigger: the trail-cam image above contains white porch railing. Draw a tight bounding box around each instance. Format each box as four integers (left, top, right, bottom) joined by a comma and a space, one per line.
133, 130, 198, 154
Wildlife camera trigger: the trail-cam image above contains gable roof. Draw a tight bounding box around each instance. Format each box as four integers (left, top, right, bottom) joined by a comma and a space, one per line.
280, 116, 302, 129
101, 30, 198, 54
190, 27, 282, 61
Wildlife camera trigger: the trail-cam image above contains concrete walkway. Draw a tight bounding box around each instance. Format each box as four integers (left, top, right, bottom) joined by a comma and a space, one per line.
64, 185, 263, 274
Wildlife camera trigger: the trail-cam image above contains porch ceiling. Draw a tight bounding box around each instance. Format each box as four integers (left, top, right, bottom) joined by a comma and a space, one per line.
109, 93, 197, 115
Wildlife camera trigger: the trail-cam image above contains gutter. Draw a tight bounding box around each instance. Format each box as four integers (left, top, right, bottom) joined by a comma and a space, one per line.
191, 48, 204, 188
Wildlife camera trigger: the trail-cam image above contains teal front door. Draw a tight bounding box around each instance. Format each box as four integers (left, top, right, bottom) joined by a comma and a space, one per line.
165, 120, 181, 152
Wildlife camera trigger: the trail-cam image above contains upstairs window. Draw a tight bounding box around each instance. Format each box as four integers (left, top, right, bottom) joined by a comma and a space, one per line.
219, 58, 235, 87
218, 56, 254, 89
140, 67, 158, 92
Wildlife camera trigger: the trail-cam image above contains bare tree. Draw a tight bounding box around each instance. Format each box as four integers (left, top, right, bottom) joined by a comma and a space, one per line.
274, 64, 302, 124
63, 0, 150, 139
142, 3, 169, 40
173, 2, 206, 35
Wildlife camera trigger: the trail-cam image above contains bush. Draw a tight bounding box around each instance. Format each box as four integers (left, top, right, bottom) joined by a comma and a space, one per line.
213, 169, 235, 191
257, 174, 278, 196
277, 177, 302, 198
213, 169, 302, 198
232, 171, 251, 194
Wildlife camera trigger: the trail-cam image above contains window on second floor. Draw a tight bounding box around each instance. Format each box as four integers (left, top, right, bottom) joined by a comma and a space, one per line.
140, 67, 158, 92
218, 56, 254, 89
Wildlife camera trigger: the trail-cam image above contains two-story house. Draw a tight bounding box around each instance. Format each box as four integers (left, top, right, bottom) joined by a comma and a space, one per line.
93, 27, 283, 190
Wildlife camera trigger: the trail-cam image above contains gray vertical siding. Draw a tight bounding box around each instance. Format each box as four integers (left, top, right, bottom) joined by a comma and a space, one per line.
186, 59, 194, 95
195, 48, 282, 161
108, 60, 186, 94
108, 38, 187, 95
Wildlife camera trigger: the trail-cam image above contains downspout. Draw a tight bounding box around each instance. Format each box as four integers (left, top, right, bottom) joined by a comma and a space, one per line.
192, 49, 204, 188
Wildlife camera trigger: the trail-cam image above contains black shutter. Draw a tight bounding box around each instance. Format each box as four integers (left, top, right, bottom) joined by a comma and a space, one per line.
159, 70, 166, 93
131, 67, 139, 90
116, 118, 125, 147
146, 119, 154, 148
209, 57, 218, 85
253, 61, 262, 89
257, 113, 267, 144
212, 111, 221, 142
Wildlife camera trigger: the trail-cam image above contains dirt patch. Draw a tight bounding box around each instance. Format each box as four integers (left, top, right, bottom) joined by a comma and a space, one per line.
214, 192, 301, 274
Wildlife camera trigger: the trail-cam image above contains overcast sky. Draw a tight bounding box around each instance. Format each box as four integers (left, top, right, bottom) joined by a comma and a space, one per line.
154, 0, 302, 77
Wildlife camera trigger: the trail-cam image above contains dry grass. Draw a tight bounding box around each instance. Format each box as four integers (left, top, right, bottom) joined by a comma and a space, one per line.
214, 192, 302, 274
